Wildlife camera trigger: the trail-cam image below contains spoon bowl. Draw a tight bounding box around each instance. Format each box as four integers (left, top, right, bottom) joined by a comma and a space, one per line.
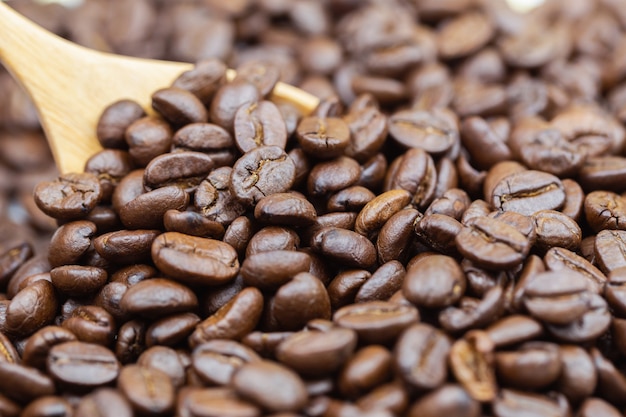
0, 2, 319, 174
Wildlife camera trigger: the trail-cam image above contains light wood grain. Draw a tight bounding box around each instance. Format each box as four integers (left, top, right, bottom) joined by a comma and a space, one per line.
0, 2, 320, 174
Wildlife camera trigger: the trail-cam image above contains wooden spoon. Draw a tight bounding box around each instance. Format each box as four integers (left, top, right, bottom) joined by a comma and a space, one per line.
0, 2, 320, 174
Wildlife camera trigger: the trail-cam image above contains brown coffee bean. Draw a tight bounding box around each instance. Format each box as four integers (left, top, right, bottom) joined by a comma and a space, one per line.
75, 388, 133, 417
34, 173, 102, 220
119, 186, 189, 230
234, 101, 287, 153
376, 208, 421, 265
21, 326, 76, 369
355, 261, 405, 303
20, 395, 74, 417
124, 117, 172, 167
385, 148, 437, 209
47, 221, 96, 268
403, 254, 465, 309
231, 360, 308, 413
0, 331, 19, 364
395, 323, 450, 391
267, 272, 331, 331
555, 345, 597, 402
50, 265, 107, 297
595, 230, 626, 274
145, 312, 200, 348
296, 116, 350, 159
118, 364, 175, 416
585, 190, 626, 233
6, 280, 57, 337
492, 389, 570, 417
0, 362, 55, 403
97, 99, 145, 149
338, 345, 392, 399
449, 331, 496, 402
172, 122, 233, 153
62, 305, 116, 346
495, 342, 562, 390
152, 232, 239, 286
484, 315, 543, 348
173, 58, 227, 104
389, 108, 458, 155
544, 247, 606, 294
230, 146, 296, 206
152, 87, 208, 126
354, 189, 411, 238
334, 301, 419, 345
407, 384, 479, 417
47, 341, 120, 390
254, 193, 317, 227
456, 216, 531, 270
210, 80, 261, 132
241, 250, 311, 289
120, 278, 198, 318
276, 327, 357, 378
192, 339, 261, 386
327, 269, 371, 310
190, 287, 264, 347
311, 227, 377, 269
143, 151, 216, 191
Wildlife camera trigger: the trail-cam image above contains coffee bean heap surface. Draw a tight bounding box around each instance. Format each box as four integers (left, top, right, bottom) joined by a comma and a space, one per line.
5, 0, 626, 416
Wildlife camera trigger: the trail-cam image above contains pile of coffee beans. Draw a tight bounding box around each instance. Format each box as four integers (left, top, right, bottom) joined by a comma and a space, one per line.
7, 0, 626, 416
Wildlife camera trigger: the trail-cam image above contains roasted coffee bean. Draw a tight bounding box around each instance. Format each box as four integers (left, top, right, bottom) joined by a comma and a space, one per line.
152, 86, 208, 126
6, 280, 57, 337
136, 346, 186, 389
145, 312, 200, 348
172, 122, 233, 153
234, 101, 287, 153
385, 148, 437, 209
311, 227, 376, 269
0, 331, 19, 364
492, 389, 570, 417
234, 61, 280, 97
485, 316, 543, 348
246, 226, 300, 257
62, 305, 116, 346
50, 265, 107, 296
119, 185, 188, 230
584, 190, 626, 233
542, 246, 605, 294
355, 190, 411, 238
275, 327, 357, 378
296, 116, 350, 159
307, 156, 361, 197
241, 250, 311, 289
97, 99, 145, 149
403, 254, 465, 309
334, 301, 419, 345
495, 341, 562, 389
595, 230, 626, 274
231, 360, 308, 413
389, 108, 458, 155
34, 173, 102, 220
75, 388, 133, 417
355, 260, 405, 303
172, 58, 226, 104
343, 105, 388, 163
47, 341, 119, 390
120, 278, 198, 318
20, 395, 74, 417
210, 80, 261, 132
21, 326, 77, 370
327, 269, 371, 310
546, 293, 611, 343
47, 221, 95, 268
124, 117, 172, 167
376, 208, 421, 265
449, 331, 496, 402
439, 285, 505, 333
84, 149, 134, 202
395, 323, 450, 391
456, 216, 531, 270
163, 209, 225, 239
338, 345, 392, 399
407, 384, 479, 417
0, 362, 55, 403
192, 339, 261, 386
522, 271, 590, 325
143, 151, 215, 191
152, 232, 239, 286
230, 146, 296, 206
194, 167, 247, 226
118, 364, 175, 416
488, 170, 565, 215
327, 186, 375, 212
532, 209, 582, 252
578, 398, 622, 417
555, 345, 597, 403
267, 272, 331, 331
114, 320, 146, 364
190, 287, 263, 347
415, 213, 463, 255
254, 193, 317, 227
